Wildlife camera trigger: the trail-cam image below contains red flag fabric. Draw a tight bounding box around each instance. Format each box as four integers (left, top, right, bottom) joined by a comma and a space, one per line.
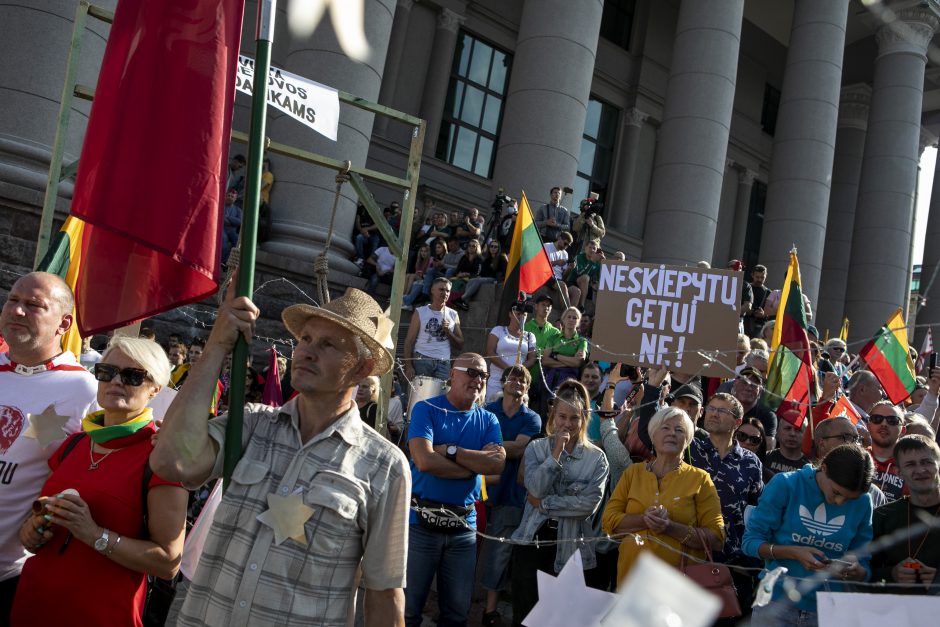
261, 348, 283, 408
69, 0, 244, 335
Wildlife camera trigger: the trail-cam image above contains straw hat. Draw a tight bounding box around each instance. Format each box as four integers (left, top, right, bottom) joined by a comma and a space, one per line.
281, 288, 394, 376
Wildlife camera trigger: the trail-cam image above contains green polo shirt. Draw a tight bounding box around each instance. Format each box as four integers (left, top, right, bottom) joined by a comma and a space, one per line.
524, 318, 561, 377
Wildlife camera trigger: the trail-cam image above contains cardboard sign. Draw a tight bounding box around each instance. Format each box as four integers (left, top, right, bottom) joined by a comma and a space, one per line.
591, 262, 742, 378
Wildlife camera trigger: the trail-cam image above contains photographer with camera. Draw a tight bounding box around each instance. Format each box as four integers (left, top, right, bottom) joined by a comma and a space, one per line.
535, 186, 571, 242
571, 196, 606, 254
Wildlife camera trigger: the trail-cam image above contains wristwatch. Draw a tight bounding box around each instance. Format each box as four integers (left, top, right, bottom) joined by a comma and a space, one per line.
94, 528, 110, 553
446, 445, 458, 462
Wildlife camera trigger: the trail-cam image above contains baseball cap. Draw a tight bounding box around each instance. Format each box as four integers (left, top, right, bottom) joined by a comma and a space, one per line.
672, 383, 703, 405
738, 367, 765, 385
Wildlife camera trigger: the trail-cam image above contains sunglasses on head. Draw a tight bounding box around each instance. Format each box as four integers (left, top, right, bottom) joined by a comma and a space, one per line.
453, 366, 489, 381
869, 414, 901, 426
735, 431, 763, 446
94, 363, 150, 386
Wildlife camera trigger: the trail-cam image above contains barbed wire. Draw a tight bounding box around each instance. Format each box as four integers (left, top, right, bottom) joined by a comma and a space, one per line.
409, 502, 940, 594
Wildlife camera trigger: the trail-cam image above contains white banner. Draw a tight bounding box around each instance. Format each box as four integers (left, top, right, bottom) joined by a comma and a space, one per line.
235, 55, 339, 141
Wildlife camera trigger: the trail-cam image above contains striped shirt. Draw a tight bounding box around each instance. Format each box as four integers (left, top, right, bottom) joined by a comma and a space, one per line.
177, 399, 411, 627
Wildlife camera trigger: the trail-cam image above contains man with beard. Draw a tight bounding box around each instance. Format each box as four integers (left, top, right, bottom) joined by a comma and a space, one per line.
406, 353, 505, 626
867, 401, 907, 502
0, 272, 98, 620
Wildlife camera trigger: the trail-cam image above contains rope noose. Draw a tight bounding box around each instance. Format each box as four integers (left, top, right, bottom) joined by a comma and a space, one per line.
315, 160, 352, 304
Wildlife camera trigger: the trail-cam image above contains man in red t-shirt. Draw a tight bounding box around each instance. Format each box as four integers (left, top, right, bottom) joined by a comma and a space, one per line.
867, 401, 906, 502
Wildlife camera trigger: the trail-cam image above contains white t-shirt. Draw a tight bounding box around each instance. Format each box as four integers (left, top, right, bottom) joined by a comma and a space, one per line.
544, 242, 568, 281
0, 351, 98, 581
374, 247, 396, 275
412, 305, 460, 361
486, 326, 537, 402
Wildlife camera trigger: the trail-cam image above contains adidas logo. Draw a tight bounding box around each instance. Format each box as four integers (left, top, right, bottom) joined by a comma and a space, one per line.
798, 503, 845, 537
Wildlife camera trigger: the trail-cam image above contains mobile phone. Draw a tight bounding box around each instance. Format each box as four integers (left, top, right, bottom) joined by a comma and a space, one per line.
930, 352, 938, 371
828, 558, 852, 570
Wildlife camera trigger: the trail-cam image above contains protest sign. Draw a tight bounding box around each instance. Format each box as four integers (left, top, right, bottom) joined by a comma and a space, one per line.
591, 262, 742, 378
235, 55, 340, 140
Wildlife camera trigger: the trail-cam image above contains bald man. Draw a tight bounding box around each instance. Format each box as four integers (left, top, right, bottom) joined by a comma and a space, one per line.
0, 272, 98, 619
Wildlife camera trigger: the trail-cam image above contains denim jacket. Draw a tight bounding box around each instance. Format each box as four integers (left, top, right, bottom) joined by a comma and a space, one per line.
512, 436, 609, 573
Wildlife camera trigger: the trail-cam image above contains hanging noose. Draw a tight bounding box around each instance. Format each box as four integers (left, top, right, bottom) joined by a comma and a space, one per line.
315, 160, 352, 304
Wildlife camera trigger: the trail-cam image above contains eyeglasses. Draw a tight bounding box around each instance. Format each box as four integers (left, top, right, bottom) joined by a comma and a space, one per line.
869, 414, 901, 426
822, 433, 861, 444
94, 363, 150, 386
829, 347, 845, 353
705, 406, 737, 419
735, 431, 763, 446
453, 366, 489, 381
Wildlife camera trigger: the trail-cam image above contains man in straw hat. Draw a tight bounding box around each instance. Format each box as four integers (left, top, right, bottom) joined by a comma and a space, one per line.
152, 287, 410, 627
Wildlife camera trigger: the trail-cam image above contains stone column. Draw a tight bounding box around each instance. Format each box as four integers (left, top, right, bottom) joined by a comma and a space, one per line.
374, 0, 414, 137
640, 0, 745, 265
816, 84, 871, 337
608, 108, 649, 231
758, 0, 850, 308
728, 165, 756, 261
844, 6, 939, 339
489, 0, 604, 207
915, 153, 940, 348
0, 1, 116, 216
262, 0, 397, 274
419, 8, 464, 157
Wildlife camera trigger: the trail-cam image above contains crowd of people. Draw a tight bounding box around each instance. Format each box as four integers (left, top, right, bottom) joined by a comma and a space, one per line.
1, 181, 939, 627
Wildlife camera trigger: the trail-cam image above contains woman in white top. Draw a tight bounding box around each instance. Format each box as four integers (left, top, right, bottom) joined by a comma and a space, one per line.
484, 306, 537, 402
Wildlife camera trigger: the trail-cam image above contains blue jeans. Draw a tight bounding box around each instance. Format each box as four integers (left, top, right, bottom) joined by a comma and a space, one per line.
413, 353, 450, 380
405, 525, 477, 627
355, 233, 380, 259
750, 601, 818, 627
480, 505, 523, 591
462, 276, 497, 301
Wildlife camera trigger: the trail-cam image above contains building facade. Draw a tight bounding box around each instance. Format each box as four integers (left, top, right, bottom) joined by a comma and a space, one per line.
1, 0, 938, 346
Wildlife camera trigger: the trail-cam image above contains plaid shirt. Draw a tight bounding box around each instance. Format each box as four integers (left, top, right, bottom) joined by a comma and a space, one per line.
177, 399, 411, 627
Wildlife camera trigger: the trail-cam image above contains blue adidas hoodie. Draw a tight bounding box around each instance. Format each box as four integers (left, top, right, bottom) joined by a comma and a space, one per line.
742, 464, 873, 612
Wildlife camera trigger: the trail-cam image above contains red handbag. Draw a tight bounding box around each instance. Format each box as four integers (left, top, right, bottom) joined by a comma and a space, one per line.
679, 528, 742, 618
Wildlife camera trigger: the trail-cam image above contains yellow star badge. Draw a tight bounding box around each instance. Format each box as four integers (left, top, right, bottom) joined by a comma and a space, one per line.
256, 492, 315, 546
23, 404, 70, 448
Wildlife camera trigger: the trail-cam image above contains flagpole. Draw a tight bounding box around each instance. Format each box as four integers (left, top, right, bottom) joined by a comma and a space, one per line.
223, 0, 276, 490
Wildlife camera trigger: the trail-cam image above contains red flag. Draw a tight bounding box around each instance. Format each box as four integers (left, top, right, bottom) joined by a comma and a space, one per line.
827, 396, 862, 425
261, 348, 283, 408
70, 0, 244, 335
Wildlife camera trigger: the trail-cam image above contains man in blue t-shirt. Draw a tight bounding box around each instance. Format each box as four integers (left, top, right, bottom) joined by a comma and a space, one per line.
406, 353, 505, 627
479, 366, 541, 625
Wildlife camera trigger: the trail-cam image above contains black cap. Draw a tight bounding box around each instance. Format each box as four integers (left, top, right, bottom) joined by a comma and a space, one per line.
672, 383, 703, 405
534, 293, 553, 304
738, 366, 765, 385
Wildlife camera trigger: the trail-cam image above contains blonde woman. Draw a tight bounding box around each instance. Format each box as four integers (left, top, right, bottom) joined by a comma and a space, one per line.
602, 406, 724, 584
14, 337, 187, 626
511, 380, 609, 623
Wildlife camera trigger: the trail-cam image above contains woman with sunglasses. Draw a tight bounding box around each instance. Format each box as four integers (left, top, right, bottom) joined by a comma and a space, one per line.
452, 240, 508, 311
510, 381, 609, 625
735, 417, 774, 484
743, 444, 874, 625
13, 337, 187, 627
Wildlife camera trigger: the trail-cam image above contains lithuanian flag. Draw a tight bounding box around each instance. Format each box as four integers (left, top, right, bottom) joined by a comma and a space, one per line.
498, 191, 553, 314
765, 249, 814, 428
858, 308, 917, 404
36, 215, 85, 360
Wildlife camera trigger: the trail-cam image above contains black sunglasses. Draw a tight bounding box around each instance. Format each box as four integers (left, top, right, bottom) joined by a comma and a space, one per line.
94, 363, 150, 387
735, 431, 763, 446
453, 366, 489, 381
869, 414, 901, 426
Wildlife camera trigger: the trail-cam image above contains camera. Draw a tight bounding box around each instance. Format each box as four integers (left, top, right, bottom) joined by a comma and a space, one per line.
511, 300, 534, 315
491, 189, 513, 211
619, 364, 645, 383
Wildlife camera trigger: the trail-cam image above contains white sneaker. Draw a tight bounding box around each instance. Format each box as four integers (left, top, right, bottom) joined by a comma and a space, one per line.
402, 304, 413, 312
354, 258, 365, 268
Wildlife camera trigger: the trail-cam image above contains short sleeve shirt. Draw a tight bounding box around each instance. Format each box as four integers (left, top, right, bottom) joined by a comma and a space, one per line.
178, 400, 411, 627
484, 400, 541, 507
408, 394, 502, 527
